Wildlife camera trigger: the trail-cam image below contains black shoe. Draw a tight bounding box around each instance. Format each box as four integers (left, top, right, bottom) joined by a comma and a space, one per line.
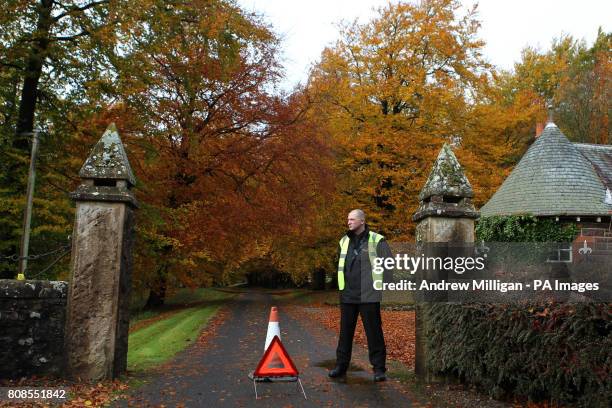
373, 370, 386, 382
328, 366, 347, 378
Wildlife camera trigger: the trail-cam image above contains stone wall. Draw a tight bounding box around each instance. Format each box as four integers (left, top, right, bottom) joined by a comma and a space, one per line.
0, 279, 68, 378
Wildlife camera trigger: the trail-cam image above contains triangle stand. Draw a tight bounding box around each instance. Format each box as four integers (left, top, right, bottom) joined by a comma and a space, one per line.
250, 374, 306, 400
249, 336, 307, 400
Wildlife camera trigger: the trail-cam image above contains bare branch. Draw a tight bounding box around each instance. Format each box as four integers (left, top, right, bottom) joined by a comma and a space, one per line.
52, 0, 109, 22
51, 30, 90, 42
0, 60, 24, 70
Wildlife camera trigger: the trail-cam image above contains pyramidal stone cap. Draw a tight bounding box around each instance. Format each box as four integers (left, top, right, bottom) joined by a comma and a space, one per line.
79, 123, 137, 186
71, 123, 138, 207
418, 143, 474, 202
413, 143, 478, 222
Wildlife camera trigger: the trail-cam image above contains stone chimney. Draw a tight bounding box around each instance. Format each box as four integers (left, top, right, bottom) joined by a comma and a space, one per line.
535, 122, 544, 138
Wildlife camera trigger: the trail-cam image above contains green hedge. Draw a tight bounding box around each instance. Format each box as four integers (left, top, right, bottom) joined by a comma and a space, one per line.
476, 215, 578, 243
426, 302, 611, 406
427, 216, 607, 405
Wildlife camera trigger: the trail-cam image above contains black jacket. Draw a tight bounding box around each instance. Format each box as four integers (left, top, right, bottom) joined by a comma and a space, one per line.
337, 225, 393, 303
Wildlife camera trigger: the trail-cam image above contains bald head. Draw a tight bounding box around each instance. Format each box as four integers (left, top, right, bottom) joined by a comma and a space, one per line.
350, 209, 365, 221
347, 209, 366, 233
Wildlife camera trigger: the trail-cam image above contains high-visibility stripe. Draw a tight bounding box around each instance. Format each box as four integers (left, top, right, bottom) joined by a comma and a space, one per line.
337, 235, 349, 290
337, 231, 385, 291
368, 232, 384, 291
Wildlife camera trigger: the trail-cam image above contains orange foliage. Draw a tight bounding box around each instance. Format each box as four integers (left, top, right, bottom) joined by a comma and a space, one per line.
305, 0, 538, 240
71, 0, 335, 289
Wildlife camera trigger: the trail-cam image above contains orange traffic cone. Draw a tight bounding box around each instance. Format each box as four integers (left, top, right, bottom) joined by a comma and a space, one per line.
264, 306, 281, 351
250, 306, 306, 400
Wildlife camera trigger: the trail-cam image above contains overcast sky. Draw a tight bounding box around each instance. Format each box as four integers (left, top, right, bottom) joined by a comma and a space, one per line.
236, 0, 611, 91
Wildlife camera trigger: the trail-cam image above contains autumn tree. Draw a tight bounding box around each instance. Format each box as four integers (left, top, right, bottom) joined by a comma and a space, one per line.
499, 29, 610, 144
306, 0, 503, 239
90, 0, 335, 304
0, 0, 121, 278
556, 29, 610, 144
1, 0, 334, 291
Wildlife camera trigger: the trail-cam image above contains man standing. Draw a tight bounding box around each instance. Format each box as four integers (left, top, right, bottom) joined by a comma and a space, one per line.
329, 209, 393, 382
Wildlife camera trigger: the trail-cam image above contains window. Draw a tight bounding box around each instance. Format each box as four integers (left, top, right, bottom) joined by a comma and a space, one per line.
546, 243, 572, 263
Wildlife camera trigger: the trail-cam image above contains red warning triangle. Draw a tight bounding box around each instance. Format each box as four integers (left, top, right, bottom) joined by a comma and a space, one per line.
253, 335, 298, 377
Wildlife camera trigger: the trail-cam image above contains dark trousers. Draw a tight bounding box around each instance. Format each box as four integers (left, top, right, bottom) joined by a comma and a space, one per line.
336, 302, 386, 371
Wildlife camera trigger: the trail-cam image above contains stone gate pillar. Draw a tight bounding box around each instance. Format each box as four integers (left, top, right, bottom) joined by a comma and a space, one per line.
64, 123, 138, 380
412, 143, 478, 380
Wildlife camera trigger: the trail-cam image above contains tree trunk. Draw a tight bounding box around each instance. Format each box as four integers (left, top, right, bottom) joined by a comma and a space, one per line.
310, 268, 326, 290
145, 275, 167, 309
14, 0, 54, 150
144, 256, 170, 309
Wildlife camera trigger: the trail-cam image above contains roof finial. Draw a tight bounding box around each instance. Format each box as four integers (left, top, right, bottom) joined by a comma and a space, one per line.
545, 102, 557, 128
546, 102, 554, 124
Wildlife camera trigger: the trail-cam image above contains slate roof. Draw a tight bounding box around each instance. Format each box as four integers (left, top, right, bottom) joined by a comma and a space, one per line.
575, 142, 612, 190
480, 123, 612, 217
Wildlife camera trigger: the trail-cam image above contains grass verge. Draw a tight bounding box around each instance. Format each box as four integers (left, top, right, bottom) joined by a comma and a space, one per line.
130, 287, 233, 325
127, 288, 233, 372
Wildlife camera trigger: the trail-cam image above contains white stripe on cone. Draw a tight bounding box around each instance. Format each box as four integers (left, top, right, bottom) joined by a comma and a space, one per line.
264, 306, 280, 351
264, 321, 280, 351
